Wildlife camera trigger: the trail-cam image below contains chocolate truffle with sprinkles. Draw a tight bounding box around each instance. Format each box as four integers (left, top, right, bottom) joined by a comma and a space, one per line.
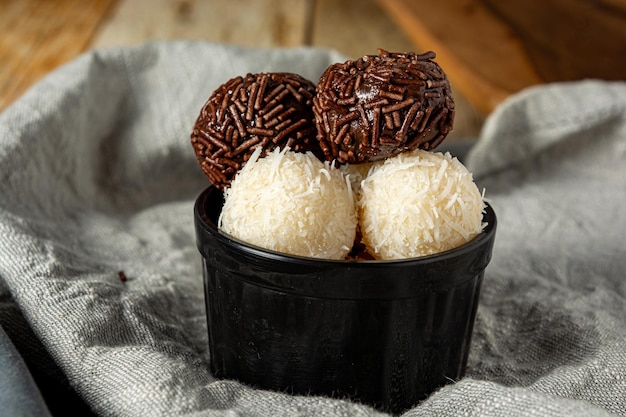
313, 50, 455, 164
191, 72, 321, 189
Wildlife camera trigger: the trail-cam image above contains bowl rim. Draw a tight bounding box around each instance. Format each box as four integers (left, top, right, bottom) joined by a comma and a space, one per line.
194, 185, 497, 268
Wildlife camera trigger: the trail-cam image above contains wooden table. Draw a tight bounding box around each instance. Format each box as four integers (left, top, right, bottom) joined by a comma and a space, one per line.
13, 1, 623, 141
3, 0, 626, 137
1, 0, 424, 111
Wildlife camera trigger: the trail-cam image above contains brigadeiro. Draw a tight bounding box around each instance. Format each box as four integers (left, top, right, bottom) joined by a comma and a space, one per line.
191, 72, 321, 190
313, 50, 455, 164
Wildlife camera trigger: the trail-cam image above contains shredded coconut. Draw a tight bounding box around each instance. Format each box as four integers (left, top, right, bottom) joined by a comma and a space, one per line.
358, 149, 485, 260
219, 148, 357, 259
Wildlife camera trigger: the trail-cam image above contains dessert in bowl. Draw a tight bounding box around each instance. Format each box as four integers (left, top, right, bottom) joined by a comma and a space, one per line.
191, 50, 496, 413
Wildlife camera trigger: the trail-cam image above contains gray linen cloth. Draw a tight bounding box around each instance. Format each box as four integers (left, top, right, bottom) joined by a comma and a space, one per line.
0, 41, 624, 417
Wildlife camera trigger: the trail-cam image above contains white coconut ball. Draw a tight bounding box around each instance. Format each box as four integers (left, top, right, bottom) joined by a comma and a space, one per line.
358, 149, 485, 260
219, 147, 357, 259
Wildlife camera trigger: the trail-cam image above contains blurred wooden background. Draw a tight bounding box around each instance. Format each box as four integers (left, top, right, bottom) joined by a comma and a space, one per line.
2, 0, 625, 140
378, 0, 626, 114
0, 0, 484, 140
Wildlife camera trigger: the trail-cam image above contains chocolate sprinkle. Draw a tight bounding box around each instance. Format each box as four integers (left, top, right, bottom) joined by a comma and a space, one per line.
313, 50, 455, 164
191, 72, 320, 189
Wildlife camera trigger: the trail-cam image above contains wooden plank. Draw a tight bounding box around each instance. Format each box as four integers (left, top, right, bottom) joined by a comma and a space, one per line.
376, 0, 626, 113
311, 0, 417, 59
0, 0, 117, 110
480, 0, 626, 83
91, 0, 309, 48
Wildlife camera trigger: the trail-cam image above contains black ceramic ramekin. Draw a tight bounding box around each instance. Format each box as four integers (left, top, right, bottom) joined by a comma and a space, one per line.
194, 186, 496, 414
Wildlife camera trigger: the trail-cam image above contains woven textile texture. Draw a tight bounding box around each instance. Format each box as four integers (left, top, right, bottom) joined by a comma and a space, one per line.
0, 41, 624, 417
